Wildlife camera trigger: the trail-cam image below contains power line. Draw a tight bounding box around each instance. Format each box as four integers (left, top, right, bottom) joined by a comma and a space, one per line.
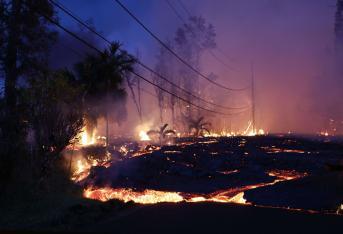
140, 87, 158, 98
176, 0, 239, 66
114, 0, 249, 92
131, 70, 248, 116
50, 0, 250, 111
165, 0, 238, 72
26, 1, 247, 117
176, 0, 192, 17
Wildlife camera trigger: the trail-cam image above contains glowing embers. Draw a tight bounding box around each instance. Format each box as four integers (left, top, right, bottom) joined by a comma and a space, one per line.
163, 150, 182, 154
261, 146, 306, 154
337, 204, 343, 214
71, 159, 92, 182
131, 145, 161, 158
71, 150, 111, 182
198, 139, 218, 144
319, 131, 329, 137
217, 169, 239, 175
203, 127, 266, 138
267, 169, 307, 181
118, 144, 129, 156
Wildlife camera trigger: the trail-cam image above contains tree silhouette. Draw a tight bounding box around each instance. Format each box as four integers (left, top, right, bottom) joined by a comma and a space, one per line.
0, 0, 57, 187
75, 42, 136, 132
147, 124, 176, 145
188, 116, 211, 137
27, 69, 84, 180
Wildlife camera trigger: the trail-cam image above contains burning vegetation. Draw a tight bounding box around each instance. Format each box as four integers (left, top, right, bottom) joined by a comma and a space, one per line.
1, 0, 343, 232
66, 127, 342, 215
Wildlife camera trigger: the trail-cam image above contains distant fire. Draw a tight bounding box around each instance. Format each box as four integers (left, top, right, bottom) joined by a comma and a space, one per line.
204, 121, 265, 137
319, 131, 329, 137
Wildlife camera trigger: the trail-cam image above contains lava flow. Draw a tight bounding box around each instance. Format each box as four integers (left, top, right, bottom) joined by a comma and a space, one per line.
83, 170, 307, 205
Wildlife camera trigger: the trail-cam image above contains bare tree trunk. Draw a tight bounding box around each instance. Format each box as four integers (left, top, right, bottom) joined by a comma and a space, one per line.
159, 102, 163, 124
137, 78, 142, 119
126, 78, 142, 122
171, 104, 175, 128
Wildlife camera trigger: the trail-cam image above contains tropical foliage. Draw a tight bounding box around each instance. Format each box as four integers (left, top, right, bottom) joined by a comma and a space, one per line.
147, 123, 176, 145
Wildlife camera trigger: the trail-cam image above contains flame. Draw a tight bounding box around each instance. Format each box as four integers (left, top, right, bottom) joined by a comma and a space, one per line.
78, 127, 96, 146
139, 130, 151, 141
204, 128, 266, 138
202, 121, 266, 137
319, 131, 329, 137
119, 145, 129, 156
71, 153, 111, 182
71, 159, 92, 182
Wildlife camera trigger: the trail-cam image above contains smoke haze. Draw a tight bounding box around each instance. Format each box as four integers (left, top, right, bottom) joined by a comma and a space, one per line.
53, 0, 342, 135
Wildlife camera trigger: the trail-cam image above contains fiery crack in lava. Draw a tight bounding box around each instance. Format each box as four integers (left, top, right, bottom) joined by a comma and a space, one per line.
83, 170, 307, 205
261, 146, 306, 154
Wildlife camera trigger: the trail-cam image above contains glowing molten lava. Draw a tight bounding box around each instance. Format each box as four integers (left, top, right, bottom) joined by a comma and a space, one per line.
83, 188, 248, 205
83, 169, 307, 205
84, 188, 184, 204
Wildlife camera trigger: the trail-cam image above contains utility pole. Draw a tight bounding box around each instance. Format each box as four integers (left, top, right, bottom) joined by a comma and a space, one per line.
334, 0, 343, 136
335, 0, 343, 50
106, 79, 109, 149
335, 0, 343, 70
251, 62, 256, 133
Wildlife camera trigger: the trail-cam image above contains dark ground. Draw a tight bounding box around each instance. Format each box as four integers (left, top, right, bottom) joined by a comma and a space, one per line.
86, 135, 343, 212
86, 202, 343, 234
1, 135, 342, 233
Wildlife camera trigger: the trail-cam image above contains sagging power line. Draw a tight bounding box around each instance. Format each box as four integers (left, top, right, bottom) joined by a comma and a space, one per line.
176, 0, 238, 65
114, 0, 249, 92
26, 1, 249, 117
49, 0, 250, 111
164, 0, 239, 73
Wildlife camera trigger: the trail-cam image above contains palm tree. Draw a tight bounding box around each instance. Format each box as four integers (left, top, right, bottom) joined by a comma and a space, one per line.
75, 42, 136, 145
147, 124, 176, 145
188, 116, 211, 137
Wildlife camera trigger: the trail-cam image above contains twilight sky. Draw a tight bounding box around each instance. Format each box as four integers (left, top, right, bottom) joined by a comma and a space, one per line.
54, 0, 342, 134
